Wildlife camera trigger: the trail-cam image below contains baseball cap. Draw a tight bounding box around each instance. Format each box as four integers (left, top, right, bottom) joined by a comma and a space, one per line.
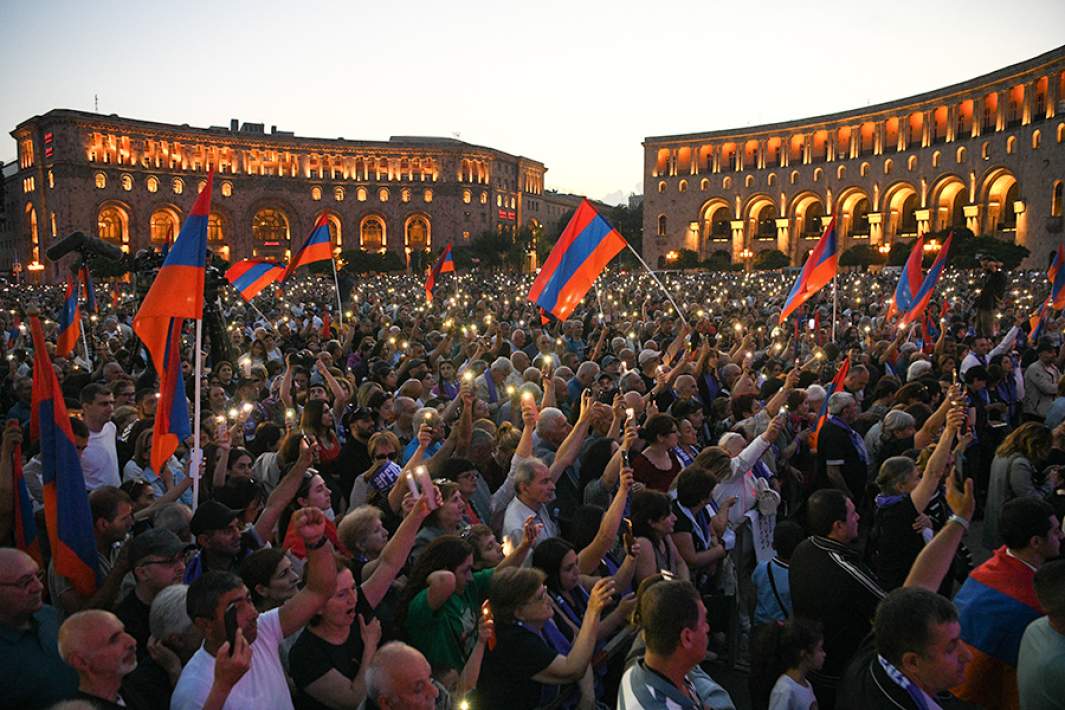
189, 500, 240, 537
638, 349, 661, 366
129, 528, 192, 567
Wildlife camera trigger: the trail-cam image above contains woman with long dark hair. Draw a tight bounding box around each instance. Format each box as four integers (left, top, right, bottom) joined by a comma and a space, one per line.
631, 489, 688, 586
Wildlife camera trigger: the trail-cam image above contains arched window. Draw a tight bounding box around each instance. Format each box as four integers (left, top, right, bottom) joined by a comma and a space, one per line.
1006, 136, 1016, 154
251, 208, 289, 249
463, 189, 472, 204
836, 165, 846, 180
401, 188, 411, 203
480, 191, 488, 205
378, 188, 389, 202
1051, 180, 1063, 218
657, 214, 667, 237
956, 147, 967, 163
907, 156, 917, 171
405, 215, 431, 251
658, 181, 666, 193
207, 213, 224, 242
25, 204, 39, 262
172, 178, 184, 195
357, 187, 368, 202
744, 176, 754, 188
767, 174, 777, 186
813, 168, 823, 182
424, 189, 433, 203
121, 174, 133, 191
150, 208, 181, 244
147, 176, 159, 193
678, 179, 688, 193
1058, 122, 1065, 143
97, 203, 128, 247
317, 212, 342, 250
803, 202, 825, 236
1032, 130, 1041, 150
700, 178, 710, 191
860, 162, 870, 177
221, 181, 233, 197
95, 172, 106, 189
360, 216, 385, 251
982, 142, 991, 160
884, 159, 893, 175
334, 187, 345, 202
931, 151, 941, 168
311, 186, 322, 201
790, 170, 799, 185
723, 176, 732, 190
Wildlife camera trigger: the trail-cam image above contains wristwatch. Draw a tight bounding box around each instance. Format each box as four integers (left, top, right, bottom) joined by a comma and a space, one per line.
306, 536, 329, 551
946, 514, 970, 532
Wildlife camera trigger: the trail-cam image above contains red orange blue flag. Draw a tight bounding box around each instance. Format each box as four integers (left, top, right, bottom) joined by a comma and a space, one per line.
779, 217, 839, 324
425, 242, 455, 303
150, 318, 190, 472
1048, 241, 1065, 310
283, 214, 334, 282
226, 259, 285, 302
812, 356, 850, 453
29, 315, 99, 596
887, 233, 925, 320
10, 433, 42, 566
1030, 297, 1051, 345
528, 199, 626, 322
55, 275, 81, 358
899, 233, 954, 326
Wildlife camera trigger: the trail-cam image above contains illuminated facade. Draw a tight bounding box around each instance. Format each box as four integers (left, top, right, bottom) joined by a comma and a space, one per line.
643, 45, 1065, 269
4, 110, 548, 280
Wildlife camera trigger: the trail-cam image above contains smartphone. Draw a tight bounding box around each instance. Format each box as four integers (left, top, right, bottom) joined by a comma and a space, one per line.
689, 330, 700, 352
481, 600, 496, 651
621, 448, 630, 468
224, 603, 239, 656
623, 518, 635, 556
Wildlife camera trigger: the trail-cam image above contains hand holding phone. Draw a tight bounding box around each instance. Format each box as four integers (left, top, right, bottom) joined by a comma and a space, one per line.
224, 603, 239, 657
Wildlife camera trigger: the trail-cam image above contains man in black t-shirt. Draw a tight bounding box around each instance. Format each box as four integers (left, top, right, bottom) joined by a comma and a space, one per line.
57, 610, 151, 710
114, 529, 190, 658
338, 406, 376, 499
816, 391, 869, 500
974, 255, 1006, 336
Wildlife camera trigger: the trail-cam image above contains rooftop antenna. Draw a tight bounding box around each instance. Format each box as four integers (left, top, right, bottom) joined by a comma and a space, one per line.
452, 131, 461, 139
94, 94, 98, 112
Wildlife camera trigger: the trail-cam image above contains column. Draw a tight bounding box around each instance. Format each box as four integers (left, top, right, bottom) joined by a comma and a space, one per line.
1022, 82, 1033, 125
691, 144, 700, 174
758, 139, 767, 170
1046, 77, 1058, 120
964, 204, 981, 234
826, 133, 836, 163
874, 121, 884, 155
915, 208, 931, 235
803, 133, 812, 165
775, 217, 790, 256
972, 97, 984, 138
996, 90, 1007, 131
897, 116, 908, 152
922, 110, 932, 147
730, 220, 745, 263
946, 105, 957, 142
867, 212, 884, 248
850, 126, 860, 159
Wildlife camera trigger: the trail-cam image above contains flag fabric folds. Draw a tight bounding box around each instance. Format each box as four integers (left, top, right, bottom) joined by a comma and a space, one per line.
528, 199, 626, 322
283, 214, 334, 282
55, 275, 81, 358
150, 318, 190, 473
424, 242, 455, 303
134, 172, 211, 469
1029, 298, 1051, 344
79, 266, 97, 314
898, 234, 954, 326
10, 436, 42, 565
812, 356, 850, 453
226, 259, 285, 302
887, 233, 925, 320
1048, 242, 1065, 310
29, 315, 99, 596
779, 217, 839, 324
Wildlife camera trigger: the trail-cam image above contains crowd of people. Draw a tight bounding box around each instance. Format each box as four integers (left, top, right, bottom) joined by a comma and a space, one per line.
1, 255, 1064, 710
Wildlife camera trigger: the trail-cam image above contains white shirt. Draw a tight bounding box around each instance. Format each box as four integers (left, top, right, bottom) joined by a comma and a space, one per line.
171, 608, 293, 710
713, 434, 772, 526
81, 421, 120, 490
959, 325, 1020, 374
768, 673, 817, 710
503, 495, 556, 549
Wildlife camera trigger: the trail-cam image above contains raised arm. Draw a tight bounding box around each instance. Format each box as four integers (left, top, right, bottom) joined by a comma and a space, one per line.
912, 407, 963, 513
533, 579, 613, 684
279, 355, 295, 410
548, 390, 593, 482
577, 467, 633, 575
362, 492, 434, 607
278, 507, 338, 637
253, 439, 313, 543
904, 477, 974, 592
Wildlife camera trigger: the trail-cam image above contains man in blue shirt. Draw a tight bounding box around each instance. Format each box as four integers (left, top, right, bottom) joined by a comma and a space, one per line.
0, 548, 80, 709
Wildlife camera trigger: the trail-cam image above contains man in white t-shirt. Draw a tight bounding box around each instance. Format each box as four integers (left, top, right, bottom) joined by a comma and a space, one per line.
171, 507, 337, 710
79, 382, 120, 490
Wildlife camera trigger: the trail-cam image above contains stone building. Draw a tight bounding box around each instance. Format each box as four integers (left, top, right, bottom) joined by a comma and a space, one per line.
3, 110, 548, 281
643, 45, 1065, 269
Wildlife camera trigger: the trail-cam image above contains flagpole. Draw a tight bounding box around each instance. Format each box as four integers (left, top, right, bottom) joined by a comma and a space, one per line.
79, 317, 92, 370
625, 243, 689, 327
247, 300, 276, 332
831, 276, 838, 342
190, 318, 203, 512
331, 258, 343, 328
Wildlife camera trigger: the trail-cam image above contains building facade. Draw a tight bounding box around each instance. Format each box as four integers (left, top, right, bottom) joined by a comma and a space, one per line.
643, 45, 1065, 269
3, 110, 548, 280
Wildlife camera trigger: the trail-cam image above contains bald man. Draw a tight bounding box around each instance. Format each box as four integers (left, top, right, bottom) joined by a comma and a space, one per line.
0, 548, 79, 709
58, 610, 145, 709
364, 642, 443, 710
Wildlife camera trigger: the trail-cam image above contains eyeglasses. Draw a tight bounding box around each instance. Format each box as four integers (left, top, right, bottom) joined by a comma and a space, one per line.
137, 556, 186, 569
0, 569, 44, 590
374, 452, 397, 461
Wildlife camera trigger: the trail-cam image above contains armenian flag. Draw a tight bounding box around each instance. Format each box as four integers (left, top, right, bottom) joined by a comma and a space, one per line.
779, 217, 839, 324
78, 266, 97, 314
134, 172, 211, 469
528, 199, 626, 321
55, 275, 81, 358
898, 233, 953, 327
226, 259, 285, 302
9, 431, 41, 565
424, 242, 455, 303
283, 214, 334, 282
29, 315, 98, 596
812, 357, 850, 453
952, 546, 1042, 709
886, 233, 925, 320
1047, 242, 1065, 310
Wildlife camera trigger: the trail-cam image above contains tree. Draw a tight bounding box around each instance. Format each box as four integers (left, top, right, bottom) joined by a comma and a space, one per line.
839, 244, 886, 268
338, 249, 404, 274
702, 249, 734, 272
753, 249, 790, 270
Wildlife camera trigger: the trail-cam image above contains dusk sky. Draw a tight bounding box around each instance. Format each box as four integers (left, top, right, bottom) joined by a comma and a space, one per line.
2, 0, 1063, 204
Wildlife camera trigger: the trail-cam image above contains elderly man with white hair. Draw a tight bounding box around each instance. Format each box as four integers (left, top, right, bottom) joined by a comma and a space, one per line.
815, 391, 869, 500
475, 356, 518, 415
122, 584, 203, 706
363, 641, 444, 709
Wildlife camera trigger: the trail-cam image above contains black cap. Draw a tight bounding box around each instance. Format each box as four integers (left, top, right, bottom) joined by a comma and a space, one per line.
189, 500, 240, 537
129, 528, 192, 567
1036, 338, 1057, 354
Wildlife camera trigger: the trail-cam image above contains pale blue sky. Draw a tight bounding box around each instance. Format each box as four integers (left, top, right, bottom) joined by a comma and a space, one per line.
2, 0, 1063, 203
